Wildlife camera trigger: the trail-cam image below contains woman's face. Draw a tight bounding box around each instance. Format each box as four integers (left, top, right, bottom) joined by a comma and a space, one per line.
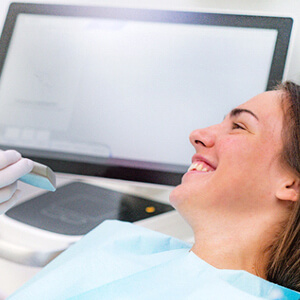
170, 90, 287, 228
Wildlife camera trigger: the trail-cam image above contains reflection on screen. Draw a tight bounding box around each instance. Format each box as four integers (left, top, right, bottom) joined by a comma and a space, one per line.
0, 13, 277, 166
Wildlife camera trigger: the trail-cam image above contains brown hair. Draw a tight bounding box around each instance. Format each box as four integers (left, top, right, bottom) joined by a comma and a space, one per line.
266, 81, 300, 292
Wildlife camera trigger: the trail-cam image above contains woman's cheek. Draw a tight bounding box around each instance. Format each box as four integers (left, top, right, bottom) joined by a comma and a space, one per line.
219, 136, 258, 162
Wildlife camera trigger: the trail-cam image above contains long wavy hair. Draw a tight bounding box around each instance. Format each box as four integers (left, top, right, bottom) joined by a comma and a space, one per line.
266, 81, 300, 292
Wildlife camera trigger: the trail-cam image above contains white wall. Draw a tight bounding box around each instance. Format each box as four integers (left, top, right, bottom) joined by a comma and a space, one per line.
0, 0, 299, 82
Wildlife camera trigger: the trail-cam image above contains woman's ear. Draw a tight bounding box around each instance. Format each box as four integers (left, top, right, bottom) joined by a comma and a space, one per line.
276, 177, 300, 202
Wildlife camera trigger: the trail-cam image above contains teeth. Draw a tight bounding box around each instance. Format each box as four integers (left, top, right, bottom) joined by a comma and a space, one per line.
188, 162, 212, 172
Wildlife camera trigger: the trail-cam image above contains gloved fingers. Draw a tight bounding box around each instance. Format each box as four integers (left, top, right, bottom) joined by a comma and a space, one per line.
0, 182, 17, 204
0, 149, 22, 170
0, 158, 34, 189
0, 188, 20, 215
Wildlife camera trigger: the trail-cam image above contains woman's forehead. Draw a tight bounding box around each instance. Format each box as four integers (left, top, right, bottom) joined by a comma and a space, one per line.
237, 90, 283, 116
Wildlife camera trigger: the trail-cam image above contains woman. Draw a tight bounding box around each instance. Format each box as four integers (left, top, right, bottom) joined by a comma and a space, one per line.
170, 81, 300, 291
2, 82, 300, 299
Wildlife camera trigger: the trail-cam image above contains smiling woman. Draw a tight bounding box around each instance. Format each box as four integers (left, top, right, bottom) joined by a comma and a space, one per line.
170, 81, 300, 292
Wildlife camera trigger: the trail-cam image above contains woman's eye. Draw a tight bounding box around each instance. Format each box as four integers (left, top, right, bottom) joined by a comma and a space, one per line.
232, 122, 246, 130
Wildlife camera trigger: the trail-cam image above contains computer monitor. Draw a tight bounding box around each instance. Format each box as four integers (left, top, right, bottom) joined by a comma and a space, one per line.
0, 3, 293, 186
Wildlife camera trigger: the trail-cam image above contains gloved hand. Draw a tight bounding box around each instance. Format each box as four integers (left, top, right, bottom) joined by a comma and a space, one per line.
0, 150, 33, 214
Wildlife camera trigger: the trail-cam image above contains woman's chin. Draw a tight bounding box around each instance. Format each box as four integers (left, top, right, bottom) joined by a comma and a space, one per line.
169, 183, 188, 209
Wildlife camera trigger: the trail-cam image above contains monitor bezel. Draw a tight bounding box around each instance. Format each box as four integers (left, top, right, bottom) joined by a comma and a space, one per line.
0, 2, 293, 186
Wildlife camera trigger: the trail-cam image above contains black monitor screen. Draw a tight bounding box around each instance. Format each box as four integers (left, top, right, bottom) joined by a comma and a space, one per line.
0, 3, 293, 185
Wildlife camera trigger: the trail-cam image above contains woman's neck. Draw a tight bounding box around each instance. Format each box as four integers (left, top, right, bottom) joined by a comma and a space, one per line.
190, 218, 272, 278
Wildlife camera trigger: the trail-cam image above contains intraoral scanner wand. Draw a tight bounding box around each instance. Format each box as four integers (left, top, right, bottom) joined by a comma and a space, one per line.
20, 162, 56, 192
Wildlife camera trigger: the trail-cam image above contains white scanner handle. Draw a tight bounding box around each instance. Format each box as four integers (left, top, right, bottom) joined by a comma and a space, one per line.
0, 239, 66, 267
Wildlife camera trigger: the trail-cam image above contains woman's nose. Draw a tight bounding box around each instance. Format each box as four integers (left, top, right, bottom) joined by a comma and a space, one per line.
189, 126, 216, 149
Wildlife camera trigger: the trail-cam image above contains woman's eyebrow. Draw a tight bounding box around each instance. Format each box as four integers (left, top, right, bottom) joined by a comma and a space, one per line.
229, 108, 259, 121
